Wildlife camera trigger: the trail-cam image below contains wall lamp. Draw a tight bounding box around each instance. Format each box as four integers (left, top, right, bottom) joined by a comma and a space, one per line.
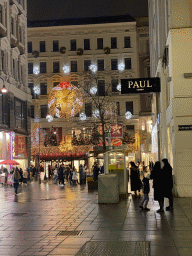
0, 77, 8, 94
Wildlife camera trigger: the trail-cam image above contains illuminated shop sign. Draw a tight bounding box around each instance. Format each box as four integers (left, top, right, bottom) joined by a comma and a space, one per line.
121, 78, 160, 94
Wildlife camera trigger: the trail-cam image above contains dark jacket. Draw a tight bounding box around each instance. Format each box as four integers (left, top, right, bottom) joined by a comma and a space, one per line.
93, 164, 99, 181
162, 163, 173, 197
130, 167, 142, 191
58, 167, 64, 179
142, 177, 150, 194
150, 163, 164, 201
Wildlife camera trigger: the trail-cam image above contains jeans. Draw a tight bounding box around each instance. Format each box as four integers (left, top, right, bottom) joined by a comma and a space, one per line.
141, 193, 149, 208
14, 183, 19, 194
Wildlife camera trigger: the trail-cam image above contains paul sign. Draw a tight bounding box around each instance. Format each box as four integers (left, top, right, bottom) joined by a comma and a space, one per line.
121, 78, 160, 94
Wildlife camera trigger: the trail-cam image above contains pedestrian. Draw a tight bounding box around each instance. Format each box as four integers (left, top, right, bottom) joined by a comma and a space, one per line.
79, 164, 85, 184
19, 168, 23, 183
23, 168, 28, 184
100, 164, 104, 174
162, 158, 173, 211
12, 167, 21, 195
93, 162, 100, 181
58, 165, 64, 185
140, 173, 151, 211
53, 166, 58, 184
65, 166, 70, 182
69, 168, 73, 185
150, 161, 165, 212
29, 165, 33, 181
130, 161, 142, 196
72, 168, 78, 185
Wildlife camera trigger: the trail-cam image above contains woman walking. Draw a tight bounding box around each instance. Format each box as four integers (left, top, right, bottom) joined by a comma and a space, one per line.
150, 161, 164, 212
130, 161, 142, 196
12, 168, 21, 195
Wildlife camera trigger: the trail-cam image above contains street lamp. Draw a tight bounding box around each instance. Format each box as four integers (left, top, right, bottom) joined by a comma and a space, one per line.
0, 77, 8, 94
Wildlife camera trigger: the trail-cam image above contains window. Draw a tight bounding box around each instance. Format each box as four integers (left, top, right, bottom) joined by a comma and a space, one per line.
40, 62, 46, 73
40, 41, 46, 52
28, 83, 35, 99
40, 105, 48, 118
70, 39, 76, 51
97, 38, 103, 49
126, 125, 134, 131
1, 50, 4, 73
11, 17, 14, 35
1, 94, 9, 126
53, 40, 59, 52
53, 82, 60, 87
111, 59, 118, 70
116, 102, 120, 115
111, 79, 118, 92
28, 63, 33, 74
40, 83, 47, 95
98, 80, 105, 96
124, 36, 131, 48
146, 40, 149, 53
126, 101, 133, 114
97, 59, 104, 71
53, 61, 60, 73
71, 61, 77, 72
28, 42, 32, 53
15, 98, 26, 130
84, 60, 91, 71
30, 105, 34, 118
85, 103, 92, 117
111, 37, 117, 49
0, 5, 3, 24
19, 26, 22, 42
84, 39, 90, 50
125, 58, 131, 69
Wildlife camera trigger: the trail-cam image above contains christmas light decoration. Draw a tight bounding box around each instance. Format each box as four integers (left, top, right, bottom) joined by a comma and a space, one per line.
62, 65, 70, 74
90, 86, 97, 94
48, 82, 83, 119
93, 109, 100, 118
118, 62, 125, 71
125, 111, 132, 119
117, 83, 121, 91
33, 67, 40, 75
33, 86, 40, 95
80, 112, 86, 121
89, 64, 97, 73
46, 114, 53, 122
59, 136, 74, 153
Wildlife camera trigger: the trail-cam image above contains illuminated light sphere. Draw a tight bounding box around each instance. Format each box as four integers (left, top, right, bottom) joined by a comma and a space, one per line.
63, 65, 70, 74
33, 86, 40, 95
93, 109, 100, 118
46, 114, 53, 122
33, 67, 40, 75
48, 82, 83, 119
90, 86, 97, 94
117, 83, 121, 91
80, 112, 86, 121
89, 64, 97, 73
118, 62, 125, 71
125, 111, 132, 119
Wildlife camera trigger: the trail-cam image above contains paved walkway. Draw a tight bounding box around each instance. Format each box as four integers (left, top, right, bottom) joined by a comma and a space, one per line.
0, 180, 191, 255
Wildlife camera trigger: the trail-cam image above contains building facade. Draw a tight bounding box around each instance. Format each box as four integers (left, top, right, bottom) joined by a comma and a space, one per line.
27, 15, 151, 171
0, 0, 31, 170
148, 0, 192, 196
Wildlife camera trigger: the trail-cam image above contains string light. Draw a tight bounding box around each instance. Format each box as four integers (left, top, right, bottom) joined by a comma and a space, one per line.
93, 109, 100, 118
125, 111, 132, 119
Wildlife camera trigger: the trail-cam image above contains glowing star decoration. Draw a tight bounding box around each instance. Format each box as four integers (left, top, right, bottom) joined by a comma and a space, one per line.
125, 111, 132, 119
33, 86, 40, 95
33, 67, 40, 75
89, 64, 97, 73
80, 113, 86, 121
46, 114, 53, 122
117, 83, 121, 91
90, 86, 97, 94
63, 65, 70, 74
118, 62, 125, 71
93, 109, 100, 118
48, 82, 83, 119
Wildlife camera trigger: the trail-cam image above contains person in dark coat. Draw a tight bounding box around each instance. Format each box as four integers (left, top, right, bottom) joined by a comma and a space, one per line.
79, 164, 85, 185
93, 162, 100, 181
162, 158, 173, 210
130, 161, 142, 196
150, 161, 165, 212
58, 165, 64, 185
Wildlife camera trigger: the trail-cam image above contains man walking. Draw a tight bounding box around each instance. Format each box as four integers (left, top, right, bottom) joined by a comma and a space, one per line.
162, 158, 173, 210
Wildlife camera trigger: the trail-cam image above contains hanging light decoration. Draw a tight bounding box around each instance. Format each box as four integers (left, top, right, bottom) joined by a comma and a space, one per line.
89, 64, 97, 73
90, 86, 97, 94
125, 111, 132, 119
117, 83, 121, 91
33, 86, 40, 95
93, 109, 100, 118
48, 82, 83, 119
33, 66, 40, 75
59, 136, 74, 153
46, 114, 53, 122
80, 112, 86, 121
62, 65, 70, 74
118, 62, 125, 71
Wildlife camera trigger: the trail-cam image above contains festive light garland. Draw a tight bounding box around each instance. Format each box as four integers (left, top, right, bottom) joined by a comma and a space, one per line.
93, 109, 100, 118
46, 114, 53, 122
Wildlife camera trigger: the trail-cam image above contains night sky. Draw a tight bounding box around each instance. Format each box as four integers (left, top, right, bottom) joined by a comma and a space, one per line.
27, 0, 148, 21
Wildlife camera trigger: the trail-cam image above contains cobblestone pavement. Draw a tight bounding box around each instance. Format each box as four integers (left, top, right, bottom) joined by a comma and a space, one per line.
0, 180, 191, 255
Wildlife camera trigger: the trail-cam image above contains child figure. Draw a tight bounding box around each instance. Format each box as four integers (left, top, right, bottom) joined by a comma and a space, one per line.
140, 173, 151, 211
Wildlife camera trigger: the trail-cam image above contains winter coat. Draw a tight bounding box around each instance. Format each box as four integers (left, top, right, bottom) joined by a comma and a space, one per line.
150, 166, 164, 201
12, 170, 21, 183
142, 177, 150, 194
93, 165, 99, 181
58, 167, 64, 179
162, 163, 173, 198
130, 167, 142, 191
79, 166, 85, 180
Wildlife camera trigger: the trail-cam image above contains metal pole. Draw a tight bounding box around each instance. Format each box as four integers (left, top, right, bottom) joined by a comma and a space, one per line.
38, 120, 41, 184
